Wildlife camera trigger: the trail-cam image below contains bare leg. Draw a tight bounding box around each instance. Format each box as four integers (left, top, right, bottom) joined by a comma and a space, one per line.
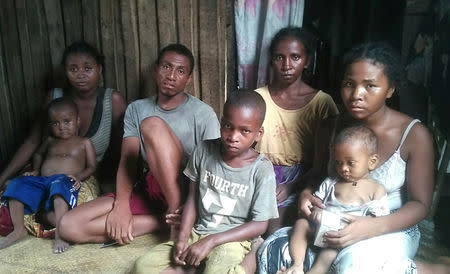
307, 248, 337, 274
279, 219, 313, 274
140, 117, 184, 240
0, 199, 27, 249
239, 236, 264, 274
59, 196, 162, 243
52, 195, 70, 253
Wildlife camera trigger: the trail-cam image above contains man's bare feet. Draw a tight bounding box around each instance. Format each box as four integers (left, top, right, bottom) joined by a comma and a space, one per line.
53, 236, 70, 253
0, 227, 27, 249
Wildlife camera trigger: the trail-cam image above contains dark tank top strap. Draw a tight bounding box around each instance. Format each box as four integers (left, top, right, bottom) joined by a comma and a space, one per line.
84, 87, 106, 138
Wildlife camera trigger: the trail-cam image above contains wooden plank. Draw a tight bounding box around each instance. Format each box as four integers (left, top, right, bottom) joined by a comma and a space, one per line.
217, 0, 227, 116
82, 0, 101, 53
176, 0, 200, 98
26, 0, 51, 113
156, 0, 177, 48
120, 0, 140, 102
15, 0, 37, 122
0, 26, 15, 162
137, 0, 158, 98
225, 0, 236, 100
82, 0, 102, 86
99, 0, 115, 89
113, 0, 126, 97
0, 0, 28, 143
198, 0, 221, 114
43, 0, 66, 88
62, 0, 83, 46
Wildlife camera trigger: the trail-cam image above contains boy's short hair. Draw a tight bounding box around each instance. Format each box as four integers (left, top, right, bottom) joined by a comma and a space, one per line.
48, 97, 78, 117
224, 90, 266, 127
333, 125, 377, 154
156, 43, 195, 74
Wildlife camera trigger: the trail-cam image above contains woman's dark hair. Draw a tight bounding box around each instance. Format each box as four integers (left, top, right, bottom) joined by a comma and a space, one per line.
341, 42, 406, 92
61, 41, 104, 66
156, 43, 195, 74
269, 27, 317, 62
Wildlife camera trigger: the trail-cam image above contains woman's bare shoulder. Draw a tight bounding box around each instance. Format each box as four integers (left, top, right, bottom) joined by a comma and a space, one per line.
110, 90, 127, 113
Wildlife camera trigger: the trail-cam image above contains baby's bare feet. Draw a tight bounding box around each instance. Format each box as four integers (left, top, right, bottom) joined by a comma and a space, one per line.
54, 237, 70, 253
0, 227, 27, 249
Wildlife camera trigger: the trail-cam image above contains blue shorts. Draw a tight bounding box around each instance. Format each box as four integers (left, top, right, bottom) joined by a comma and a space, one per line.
2, 174, 79, 214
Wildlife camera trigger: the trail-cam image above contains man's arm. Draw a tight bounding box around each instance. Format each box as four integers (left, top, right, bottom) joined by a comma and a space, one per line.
106, 136, 140, 245
179, 220, 268, 267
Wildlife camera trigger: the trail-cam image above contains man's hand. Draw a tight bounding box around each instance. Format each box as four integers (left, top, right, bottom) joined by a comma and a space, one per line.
166, 206, 183, 226
179, 236, 215, 267
105, 202, 134, 245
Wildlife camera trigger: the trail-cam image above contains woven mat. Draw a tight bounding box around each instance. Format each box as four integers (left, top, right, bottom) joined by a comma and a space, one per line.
0, 220, 448, 273
0, 234, 166, 273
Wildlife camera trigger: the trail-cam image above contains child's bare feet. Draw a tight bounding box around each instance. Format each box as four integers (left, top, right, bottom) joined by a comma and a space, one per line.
277, 264, 304, 274
240, 236, 264, 274
0, 227, 27, 249
54, 236, 70, 253
251, 236, 264, 251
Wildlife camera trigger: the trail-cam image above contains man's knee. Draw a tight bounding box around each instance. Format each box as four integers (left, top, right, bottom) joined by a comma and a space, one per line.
140, 116, 167, 134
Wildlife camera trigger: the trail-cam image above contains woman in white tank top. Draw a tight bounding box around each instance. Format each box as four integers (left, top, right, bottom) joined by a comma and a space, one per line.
258, 43, 450, 273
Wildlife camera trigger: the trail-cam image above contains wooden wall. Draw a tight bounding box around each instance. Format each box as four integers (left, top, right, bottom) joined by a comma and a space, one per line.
0, 0, 235, 167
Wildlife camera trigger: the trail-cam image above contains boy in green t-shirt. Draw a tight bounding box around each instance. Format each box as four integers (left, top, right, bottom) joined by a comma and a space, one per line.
134, 91, 279, 273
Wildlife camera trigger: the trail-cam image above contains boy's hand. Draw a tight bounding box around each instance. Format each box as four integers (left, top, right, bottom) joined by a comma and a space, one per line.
23, 170, 39, 176
180, 236, 215, 267
173, 240, 188, 265
106, 203, 134, 245
68, 175, 81, 190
